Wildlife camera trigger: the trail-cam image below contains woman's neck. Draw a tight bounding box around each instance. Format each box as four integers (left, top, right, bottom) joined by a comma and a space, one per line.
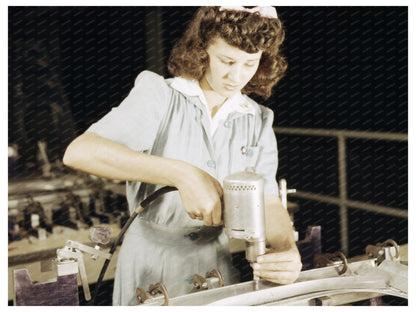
199, 77, 227, 118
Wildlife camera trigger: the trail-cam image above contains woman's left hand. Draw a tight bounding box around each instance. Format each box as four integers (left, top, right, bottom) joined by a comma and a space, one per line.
252, 248, 302, 284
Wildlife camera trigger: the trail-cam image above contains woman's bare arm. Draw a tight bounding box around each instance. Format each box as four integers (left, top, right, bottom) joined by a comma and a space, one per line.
63, 132, 222, 225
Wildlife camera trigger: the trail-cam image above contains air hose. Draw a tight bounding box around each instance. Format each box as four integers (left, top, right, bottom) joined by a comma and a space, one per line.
92, 186, 177, 305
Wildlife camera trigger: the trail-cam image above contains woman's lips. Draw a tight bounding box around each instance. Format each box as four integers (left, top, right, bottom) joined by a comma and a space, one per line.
224, 83, 238, 91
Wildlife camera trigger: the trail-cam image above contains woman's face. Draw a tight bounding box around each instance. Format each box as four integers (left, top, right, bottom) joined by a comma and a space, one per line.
202, 37, 262, 98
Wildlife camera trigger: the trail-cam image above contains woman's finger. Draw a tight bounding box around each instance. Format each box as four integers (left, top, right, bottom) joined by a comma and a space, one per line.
252, 261, 296, 272
203, 211, 213, 226
253, 270, 299, 285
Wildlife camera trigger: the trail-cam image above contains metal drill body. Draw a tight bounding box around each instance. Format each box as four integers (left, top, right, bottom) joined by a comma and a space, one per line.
223, 172, 266, 263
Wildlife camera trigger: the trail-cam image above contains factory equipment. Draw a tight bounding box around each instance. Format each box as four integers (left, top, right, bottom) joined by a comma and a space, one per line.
8, 174, 128, 244
8, 172, 128, 305
9, 170, 408, 306
131, 173, 407, 306
13, 226, 113, 305
136, 247, 407, 306
13, 228, 407, 306
136, 269, 224, 305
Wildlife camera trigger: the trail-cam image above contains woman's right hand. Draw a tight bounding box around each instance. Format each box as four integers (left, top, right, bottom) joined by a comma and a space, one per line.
174, 165, 223, 226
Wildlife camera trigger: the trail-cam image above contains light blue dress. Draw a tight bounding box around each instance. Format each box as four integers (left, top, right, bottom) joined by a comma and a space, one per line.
87, 71, 279, 305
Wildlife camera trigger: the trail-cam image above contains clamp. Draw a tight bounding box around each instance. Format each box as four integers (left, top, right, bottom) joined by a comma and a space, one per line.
366, 239, 400, 264
191, 269, 224, 293
56, 227, 113, 301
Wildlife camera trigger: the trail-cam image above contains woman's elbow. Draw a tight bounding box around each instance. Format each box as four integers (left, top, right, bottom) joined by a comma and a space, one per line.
63, 141, 79, 168
62, 134, 91, 168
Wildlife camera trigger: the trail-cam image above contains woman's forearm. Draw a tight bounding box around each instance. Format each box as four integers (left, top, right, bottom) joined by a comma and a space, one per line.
63, 132, 224, 225
264, 196, 298, 251
63, 132, 190, 187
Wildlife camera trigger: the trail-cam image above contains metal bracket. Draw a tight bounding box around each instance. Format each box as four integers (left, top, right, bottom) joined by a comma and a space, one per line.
313, 251, 349, 275
366, 239, 400, 264
65, 240, 112, 260
56, 247, 91, 300
278, 179, 296, 210
190, 269, 225, 293
56, 238, 112, 301
206, 269, 224, 287
149, 283, 169, 306
136, 287, 151, 304
136, 283, 169, 306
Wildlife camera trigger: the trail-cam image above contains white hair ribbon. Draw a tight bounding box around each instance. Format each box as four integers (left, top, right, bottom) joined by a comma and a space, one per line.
219, 6, 278, 19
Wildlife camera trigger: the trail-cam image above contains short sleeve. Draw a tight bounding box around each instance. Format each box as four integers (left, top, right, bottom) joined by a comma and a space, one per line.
256, 107, 279, 197
86, 71, 171, 152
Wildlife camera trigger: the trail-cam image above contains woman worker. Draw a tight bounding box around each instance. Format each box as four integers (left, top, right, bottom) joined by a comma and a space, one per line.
63, 6, 302, 305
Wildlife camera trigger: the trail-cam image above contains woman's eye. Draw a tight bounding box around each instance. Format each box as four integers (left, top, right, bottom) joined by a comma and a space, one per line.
220, 59, 234, 65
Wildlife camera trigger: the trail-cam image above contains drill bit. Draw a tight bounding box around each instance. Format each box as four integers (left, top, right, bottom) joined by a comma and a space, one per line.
253, 274, 259, 291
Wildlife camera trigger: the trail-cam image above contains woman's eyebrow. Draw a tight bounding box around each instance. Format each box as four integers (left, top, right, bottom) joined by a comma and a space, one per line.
218, 54, 261, 62
246, 58, 261, 62
218, 55, 235, 61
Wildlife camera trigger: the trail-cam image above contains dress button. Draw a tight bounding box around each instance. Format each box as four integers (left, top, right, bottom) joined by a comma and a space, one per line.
207, 160, 216, 168
224, 120, 232, 128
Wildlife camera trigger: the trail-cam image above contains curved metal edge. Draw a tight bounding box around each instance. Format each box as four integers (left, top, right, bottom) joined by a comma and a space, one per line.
208, 276, 390, 306
263, 288, 408, 306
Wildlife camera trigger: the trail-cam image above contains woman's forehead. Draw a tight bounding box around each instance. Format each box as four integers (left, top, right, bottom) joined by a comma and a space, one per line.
207, 37, 262, 60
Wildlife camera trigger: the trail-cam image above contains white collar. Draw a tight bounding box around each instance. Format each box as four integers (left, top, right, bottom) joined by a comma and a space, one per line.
170, 76, 256, 117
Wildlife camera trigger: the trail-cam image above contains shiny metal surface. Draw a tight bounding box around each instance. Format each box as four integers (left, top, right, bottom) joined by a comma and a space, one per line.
140, 259, 407, 306
223, 171, 266, 262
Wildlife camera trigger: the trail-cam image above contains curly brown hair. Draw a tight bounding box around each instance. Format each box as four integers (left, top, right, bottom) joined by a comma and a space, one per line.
168, 6, 287, 100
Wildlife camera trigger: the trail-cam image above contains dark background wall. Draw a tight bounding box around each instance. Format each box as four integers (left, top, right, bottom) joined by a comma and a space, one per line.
9, 6, 408, 257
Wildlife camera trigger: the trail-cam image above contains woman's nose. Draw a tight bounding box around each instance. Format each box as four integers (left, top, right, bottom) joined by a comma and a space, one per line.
227, 64, 242, 82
